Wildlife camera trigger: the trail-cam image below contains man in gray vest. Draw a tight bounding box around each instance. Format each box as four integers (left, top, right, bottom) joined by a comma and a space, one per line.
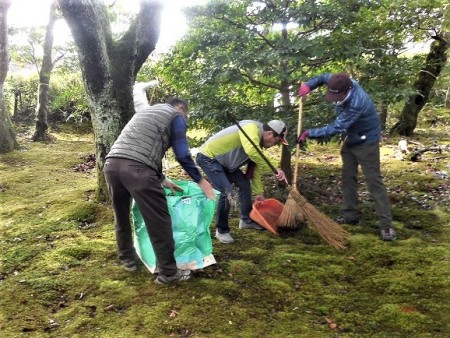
104, 82, 215, 284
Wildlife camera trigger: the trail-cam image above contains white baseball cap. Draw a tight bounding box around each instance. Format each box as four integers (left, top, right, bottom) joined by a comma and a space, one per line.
267, 120, 288, 145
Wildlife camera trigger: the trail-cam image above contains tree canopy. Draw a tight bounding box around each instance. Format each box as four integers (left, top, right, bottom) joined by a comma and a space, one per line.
154, 0, 448, 140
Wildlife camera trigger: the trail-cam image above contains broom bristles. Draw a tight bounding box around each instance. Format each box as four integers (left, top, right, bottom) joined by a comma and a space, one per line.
289, 190, 350, 250
277, 193, 303, 229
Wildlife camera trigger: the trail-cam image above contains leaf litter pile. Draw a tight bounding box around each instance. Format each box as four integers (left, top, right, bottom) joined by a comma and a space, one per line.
73, 154, 96, 173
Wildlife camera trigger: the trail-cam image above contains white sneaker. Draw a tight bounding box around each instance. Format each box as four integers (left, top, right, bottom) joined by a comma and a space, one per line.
215, 230, 235, 243
239, 219, 264, 230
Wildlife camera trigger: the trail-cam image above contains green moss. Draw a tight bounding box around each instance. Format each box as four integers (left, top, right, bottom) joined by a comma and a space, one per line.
1, 122, 450, 337
59, 245, 92, 260
373, 303, 433, 333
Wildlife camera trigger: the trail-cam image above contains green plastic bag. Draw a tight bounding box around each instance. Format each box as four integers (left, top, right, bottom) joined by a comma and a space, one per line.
132, 180, 220, 273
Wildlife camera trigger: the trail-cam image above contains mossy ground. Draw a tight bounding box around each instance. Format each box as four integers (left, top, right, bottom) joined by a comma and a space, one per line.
1, 117, 449, 337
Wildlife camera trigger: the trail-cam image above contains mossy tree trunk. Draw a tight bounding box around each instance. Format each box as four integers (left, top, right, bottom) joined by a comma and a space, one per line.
57, 0, 162, 202
0, 0, 19, 154
32, 0, 59, 142
279, 22, 293, 185
390, 38, 449, 136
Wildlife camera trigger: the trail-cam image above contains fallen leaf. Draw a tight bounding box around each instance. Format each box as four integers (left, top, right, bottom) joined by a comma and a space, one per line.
169, 310, 179, 318
326, 317, 337, 330
104, 304, 116, 311
400, 305, 419, 313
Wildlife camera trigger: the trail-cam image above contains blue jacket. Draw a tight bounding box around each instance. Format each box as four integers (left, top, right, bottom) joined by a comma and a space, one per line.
305, 74, 381, 146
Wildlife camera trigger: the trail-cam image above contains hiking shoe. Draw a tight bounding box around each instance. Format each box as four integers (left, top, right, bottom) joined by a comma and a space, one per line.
154, 269, 193, 285
121, 259, 137, 272
335, 216, 360, 225
381, 227, 396, 241
215, 230, 235, 243
239, 219, 264, 230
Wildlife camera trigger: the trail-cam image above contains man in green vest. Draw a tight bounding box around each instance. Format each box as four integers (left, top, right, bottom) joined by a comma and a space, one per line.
196, 119, 288, 244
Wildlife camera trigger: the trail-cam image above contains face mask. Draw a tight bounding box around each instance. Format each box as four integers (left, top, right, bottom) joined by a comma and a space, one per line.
332, 87, 353, 106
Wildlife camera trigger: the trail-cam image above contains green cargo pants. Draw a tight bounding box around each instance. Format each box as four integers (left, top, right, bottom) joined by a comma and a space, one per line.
340, 141, 392, 229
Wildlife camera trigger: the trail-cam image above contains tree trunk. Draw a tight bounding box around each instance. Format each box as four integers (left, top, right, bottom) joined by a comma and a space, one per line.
32, 1, 58, 142
0, 0, 19, 154
13, 89, 21, 119
390, 39, 448, 136
57, 0, 162, 201
279, 86, 293, 185
379, 100, 388, 131
278, 22, 293, 185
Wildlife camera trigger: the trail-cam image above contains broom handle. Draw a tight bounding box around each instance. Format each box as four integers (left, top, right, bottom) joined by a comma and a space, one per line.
292, 99, 303, 192
226, 111, 279, 176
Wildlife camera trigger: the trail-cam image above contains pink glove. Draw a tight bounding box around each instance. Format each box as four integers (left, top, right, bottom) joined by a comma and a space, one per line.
297, 130, 309, 144
298, 83, 311, 98
275, 169, 288, 184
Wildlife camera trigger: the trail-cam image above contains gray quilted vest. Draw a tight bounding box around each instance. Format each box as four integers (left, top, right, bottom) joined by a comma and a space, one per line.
106, 103, 181, 173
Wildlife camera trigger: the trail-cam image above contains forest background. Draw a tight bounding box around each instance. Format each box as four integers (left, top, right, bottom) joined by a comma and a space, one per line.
0, 0, 449, 336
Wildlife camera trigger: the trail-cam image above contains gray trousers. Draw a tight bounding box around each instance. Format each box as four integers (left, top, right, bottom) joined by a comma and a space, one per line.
340, 141, 392, 229
103, 158, 177, 276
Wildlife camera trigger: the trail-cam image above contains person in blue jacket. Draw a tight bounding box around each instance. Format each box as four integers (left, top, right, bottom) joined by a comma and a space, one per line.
297, 72, 396, 241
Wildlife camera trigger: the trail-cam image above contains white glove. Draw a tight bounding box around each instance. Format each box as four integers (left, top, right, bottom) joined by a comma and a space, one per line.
134, 80, 159, 91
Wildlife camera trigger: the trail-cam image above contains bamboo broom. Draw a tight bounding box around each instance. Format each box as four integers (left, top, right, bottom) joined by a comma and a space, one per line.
226, 112, 349, 249
278, 99, 349, 249
277, 99, 305, 229
288, 191, 349, 249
